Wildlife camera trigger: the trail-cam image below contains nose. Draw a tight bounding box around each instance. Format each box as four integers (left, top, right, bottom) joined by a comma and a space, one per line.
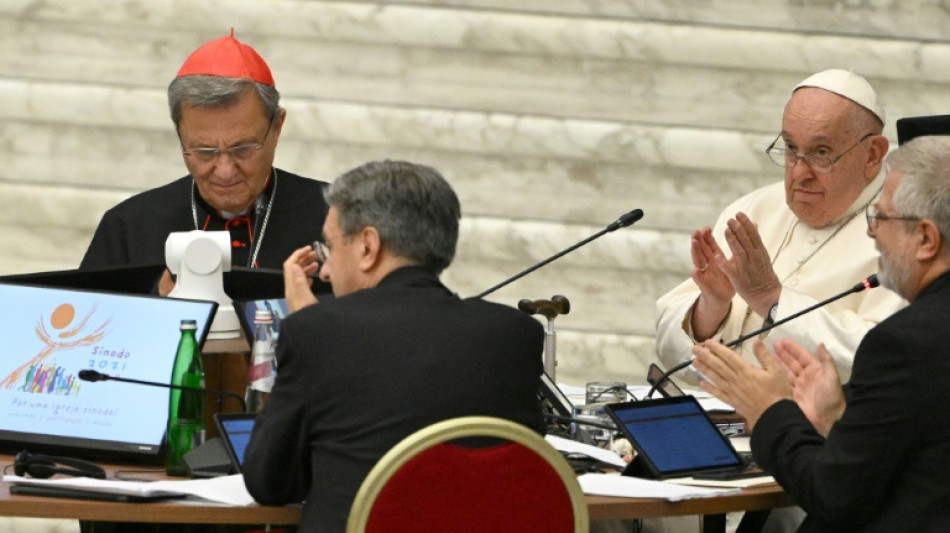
318, 261, 331, 283
788, 155, 814, 179
211, 153, 240, 178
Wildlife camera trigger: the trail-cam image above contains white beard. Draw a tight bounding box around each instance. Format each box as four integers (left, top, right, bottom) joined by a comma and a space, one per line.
878, 248, 912, 296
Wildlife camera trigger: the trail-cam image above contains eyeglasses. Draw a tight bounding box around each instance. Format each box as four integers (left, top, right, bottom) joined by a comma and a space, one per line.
313, 241, 330, 264
866, 203, 920, 231
182, 115, 275, 164
766, 133, 875, 174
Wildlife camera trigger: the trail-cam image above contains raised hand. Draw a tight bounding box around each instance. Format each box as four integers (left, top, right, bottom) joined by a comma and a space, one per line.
691, 339, 790, 432
283, 245, 320, 312
773, 339, 845, 437
690, 227, 736, 340
715, 212, 782, 317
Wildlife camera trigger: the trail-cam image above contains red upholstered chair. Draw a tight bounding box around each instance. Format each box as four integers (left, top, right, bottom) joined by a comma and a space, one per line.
346, 416, 589, 533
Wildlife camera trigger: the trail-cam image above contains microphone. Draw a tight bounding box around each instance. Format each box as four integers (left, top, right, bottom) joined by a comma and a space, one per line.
78, 370, 247, 412
645, 274, 880, 399
474, 209, 644, 299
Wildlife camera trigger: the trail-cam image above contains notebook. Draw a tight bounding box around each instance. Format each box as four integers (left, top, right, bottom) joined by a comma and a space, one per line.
604, 396, 759, 480
213, 412, 257, 473
0, 282, 217, 464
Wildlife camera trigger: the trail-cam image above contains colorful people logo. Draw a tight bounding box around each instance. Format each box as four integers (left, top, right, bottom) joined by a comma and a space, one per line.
0, 302, 111, 392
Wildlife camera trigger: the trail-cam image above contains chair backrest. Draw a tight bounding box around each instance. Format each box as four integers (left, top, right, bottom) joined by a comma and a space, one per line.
346, 416, 589, 533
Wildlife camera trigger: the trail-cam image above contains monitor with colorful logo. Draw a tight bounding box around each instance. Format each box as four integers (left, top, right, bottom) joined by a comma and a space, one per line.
0, 282, 217, 463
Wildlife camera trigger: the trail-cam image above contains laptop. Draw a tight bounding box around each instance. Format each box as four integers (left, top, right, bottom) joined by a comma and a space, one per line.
213, 412, 258, 473
234, 298, 291, 341
0, 282, 217, 464
604, 396, 761, 480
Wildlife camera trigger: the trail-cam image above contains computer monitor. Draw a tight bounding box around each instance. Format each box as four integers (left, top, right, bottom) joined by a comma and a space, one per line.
0, 282, 217, 463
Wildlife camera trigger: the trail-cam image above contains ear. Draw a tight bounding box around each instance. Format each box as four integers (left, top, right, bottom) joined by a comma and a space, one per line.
915, 219, 943, 262
271, 108, 287, 138
356, 226, 383, 272
864, 135, 889, 182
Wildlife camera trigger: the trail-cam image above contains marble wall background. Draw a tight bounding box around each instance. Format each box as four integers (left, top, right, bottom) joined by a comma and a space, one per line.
3, 0, 950, 389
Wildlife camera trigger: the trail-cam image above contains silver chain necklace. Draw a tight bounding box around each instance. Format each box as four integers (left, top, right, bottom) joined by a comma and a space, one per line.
772, 200, 869, 284
190, 168, 277, 268
737, 194, 877, 343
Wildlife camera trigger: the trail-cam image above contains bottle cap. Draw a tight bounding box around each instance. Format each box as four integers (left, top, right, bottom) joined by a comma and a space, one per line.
180, 319, 198, 330
254, 309, 273, 323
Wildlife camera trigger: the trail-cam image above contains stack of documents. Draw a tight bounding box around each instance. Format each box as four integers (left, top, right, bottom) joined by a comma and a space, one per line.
545, 435, 774, 500
3, 474, 255, 505
578, 473, 741, 501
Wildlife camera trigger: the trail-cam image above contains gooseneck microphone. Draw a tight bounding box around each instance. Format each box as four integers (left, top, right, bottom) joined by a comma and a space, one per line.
645, 274, 880, 399
474, 209, 644, 299
78, 370, 247, 412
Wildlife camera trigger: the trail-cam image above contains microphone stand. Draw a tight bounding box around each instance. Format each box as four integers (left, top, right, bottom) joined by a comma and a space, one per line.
79, 371, 247, 412
474, 209, 644, 299
644, 275, 880, 399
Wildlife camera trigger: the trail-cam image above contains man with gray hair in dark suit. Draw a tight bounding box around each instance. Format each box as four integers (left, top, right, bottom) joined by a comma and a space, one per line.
243, 160, 545, 533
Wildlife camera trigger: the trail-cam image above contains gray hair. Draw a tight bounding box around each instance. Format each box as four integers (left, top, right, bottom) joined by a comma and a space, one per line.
326, 160, 461, 274
886, 135, 950, 252
167, 75, 280, 126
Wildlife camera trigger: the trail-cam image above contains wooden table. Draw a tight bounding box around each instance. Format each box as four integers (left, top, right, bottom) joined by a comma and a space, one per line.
0, 455, 791, 526
586, 484, 791, 521
0, 455, 300, 525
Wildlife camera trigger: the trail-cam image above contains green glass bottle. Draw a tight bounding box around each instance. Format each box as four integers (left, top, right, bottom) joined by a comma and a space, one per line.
165, 319, 206, 476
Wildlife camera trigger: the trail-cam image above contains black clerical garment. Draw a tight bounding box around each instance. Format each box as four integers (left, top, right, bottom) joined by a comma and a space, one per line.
242, 266, 545, 533
752, 270, 950, 532
80, 169, 328, 271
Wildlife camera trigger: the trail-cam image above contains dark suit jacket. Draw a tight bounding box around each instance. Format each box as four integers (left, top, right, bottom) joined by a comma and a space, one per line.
242, 266, 545, 533
752, 270, 950, 532
80, 169, 328, 270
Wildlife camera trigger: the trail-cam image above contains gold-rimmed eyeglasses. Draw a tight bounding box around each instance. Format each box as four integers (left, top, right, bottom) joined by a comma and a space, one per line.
866, 203, 920, 231
766, 133, 875, 174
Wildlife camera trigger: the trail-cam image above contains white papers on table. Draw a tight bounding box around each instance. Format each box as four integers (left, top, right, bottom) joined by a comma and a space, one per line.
578, 473, 740, 501
696, 397, 736, 413
666, 476, 777, 489
729, 435, 751, 453
3, 474, 255, 506
545, 434, 628, 468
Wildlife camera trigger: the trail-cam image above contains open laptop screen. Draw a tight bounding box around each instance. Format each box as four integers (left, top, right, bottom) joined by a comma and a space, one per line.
605, 396, 744, 479
0, 282, 217, 463
234, 298, 291, 342
214, 412, 257, 473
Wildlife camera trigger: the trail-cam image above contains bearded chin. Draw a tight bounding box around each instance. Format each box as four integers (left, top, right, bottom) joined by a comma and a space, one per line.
878, 253, 910, 295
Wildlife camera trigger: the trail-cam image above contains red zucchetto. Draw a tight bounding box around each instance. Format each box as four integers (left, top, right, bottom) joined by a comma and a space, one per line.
176, 28, 275, 87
